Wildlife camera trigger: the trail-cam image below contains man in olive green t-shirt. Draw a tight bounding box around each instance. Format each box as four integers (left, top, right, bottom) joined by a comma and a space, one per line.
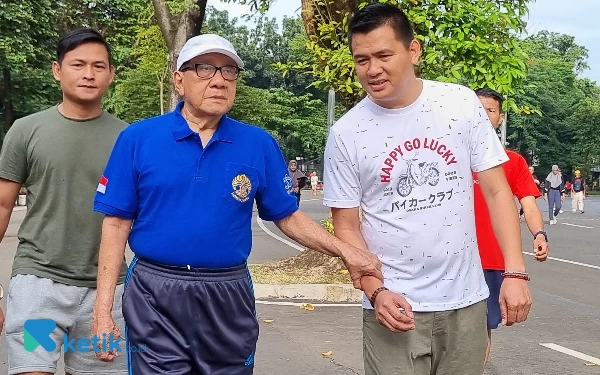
0, 28, 128, 375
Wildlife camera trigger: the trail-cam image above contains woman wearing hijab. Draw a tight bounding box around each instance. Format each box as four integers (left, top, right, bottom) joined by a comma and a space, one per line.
544, 165, 565, 225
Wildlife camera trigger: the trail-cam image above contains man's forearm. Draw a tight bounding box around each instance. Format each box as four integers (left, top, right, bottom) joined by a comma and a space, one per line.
274, 210, 347, 258
0, 206, 13, 242
522, 201, 544, 237
93, 216, 132, 315
485, 190, 526, 271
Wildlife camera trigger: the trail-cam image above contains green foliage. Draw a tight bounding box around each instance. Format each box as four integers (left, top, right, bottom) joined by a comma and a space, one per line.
219, 0, 274, 13
507, 32, 599, 176
105, 5, 169, 123
0, 0, 56, 67
280, 0, 531, 110
569, 98, 600, 176
229, 82, 329, 161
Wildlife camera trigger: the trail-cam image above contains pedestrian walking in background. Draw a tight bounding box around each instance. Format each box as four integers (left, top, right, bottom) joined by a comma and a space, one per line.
571, 169, 586, 214
544, 165, 565, 225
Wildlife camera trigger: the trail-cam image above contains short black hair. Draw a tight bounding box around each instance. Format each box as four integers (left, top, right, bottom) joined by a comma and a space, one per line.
348, 3, 414, 49
57, 28, 112, 65
475, 88, 504, 111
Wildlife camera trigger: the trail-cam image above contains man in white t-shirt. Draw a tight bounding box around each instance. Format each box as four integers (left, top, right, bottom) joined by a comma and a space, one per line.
323, 3, 532, 374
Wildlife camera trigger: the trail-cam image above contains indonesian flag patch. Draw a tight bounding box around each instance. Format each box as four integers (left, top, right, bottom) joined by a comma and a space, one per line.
97, 175, 108, 194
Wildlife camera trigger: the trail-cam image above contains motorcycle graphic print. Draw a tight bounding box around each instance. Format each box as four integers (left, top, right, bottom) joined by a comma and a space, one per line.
396, 156, 440, 197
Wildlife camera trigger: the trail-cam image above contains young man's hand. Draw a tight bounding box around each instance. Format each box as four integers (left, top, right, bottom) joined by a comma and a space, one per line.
533, 235, 548, 262
500, 278, 532, 326
374, 290, 415, 332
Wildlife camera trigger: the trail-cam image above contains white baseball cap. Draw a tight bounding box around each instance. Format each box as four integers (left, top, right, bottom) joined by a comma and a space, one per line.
176, 34, 244, 71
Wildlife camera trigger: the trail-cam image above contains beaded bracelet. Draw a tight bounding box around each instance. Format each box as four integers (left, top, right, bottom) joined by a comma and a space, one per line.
502, 272, 530, 281
369, 286, 389, 307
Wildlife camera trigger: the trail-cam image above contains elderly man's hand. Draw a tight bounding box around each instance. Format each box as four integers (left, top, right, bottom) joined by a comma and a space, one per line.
91, 311, 121, 362
340, 246, 383, 289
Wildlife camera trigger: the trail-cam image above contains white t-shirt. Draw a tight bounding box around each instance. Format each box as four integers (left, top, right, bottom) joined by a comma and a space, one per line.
323, 80, 508, 312
311, 175, 319, 186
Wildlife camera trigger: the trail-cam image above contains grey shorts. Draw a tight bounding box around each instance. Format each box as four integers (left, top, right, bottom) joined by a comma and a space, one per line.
363, 300, 487, 375
4, 274, 127, 375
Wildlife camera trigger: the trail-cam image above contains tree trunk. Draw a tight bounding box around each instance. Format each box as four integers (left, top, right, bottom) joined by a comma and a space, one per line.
152, 0, 207, 112
301, 0, 357, 47
3, 67, 15, 134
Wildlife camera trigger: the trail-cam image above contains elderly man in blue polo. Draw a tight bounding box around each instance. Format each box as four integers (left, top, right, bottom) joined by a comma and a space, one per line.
90, 34, 382, 374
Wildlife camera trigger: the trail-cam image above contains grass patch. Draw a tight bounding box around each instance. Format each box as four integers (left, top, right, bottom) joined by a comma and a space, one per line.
248, 264, 352, 284
248, 249, 353, 284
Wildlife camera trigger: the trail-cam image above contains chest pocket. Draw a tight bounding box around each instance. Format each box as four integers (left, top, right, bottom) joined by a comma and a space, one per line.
222, 162, 259, 207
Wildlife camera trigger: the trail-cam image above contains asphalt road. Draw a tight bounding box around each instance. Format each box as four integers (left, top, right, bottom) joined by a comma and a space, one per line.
1, 194, 599, 374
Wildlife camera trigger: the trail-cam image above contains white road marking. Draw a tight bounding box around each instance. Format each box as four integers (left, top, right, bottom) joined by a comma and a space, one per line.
256, 300, 361, 307
523, 252, 600, 270
539, 343, 600, 365
256, 216, 305, 252
255, 197, 325, 252
562, 222, 594, 229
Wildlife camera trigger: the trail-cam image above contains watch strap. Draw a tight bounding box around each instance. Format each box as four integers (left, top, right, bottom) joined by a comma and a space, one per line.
533, 230, 548, 241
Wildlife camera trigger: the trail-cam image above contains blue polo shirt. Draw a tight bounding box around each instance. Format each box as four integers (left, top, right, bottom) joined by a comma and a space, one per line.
94, 102, 298, 268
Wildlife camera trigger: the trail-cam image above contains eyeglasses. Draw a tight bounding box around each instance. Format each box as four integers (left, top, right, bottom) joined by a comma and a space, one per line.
180, 63, 241, 81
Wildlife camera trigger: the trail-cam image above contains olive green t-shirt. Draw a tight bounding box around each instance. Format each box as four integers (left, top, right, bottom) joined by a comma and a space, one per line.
0, 106, 128, 287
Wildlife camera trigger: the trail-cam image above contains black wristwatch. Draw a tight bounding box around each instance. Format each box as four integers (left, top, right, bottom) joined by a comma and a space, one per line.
533, 231, 548, 242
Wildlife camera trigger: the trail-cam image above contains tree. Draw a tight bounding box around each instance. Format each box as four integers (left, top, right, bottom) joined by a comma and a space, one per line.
203, 8, 324, 99
0, 0, 147, 133
569, 98, 600, 178
0, 0, 56, 132
282, 0, 531, 110
230, 83, 329, 161
507, 32, 597, 175
151, 0, 273, 111
105, 22, 169, 124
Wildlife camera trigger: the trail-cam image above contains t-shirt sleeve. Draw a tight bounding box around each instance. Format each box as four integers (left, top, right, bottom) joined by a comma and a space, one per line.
0, 122, 28, 184
323, 129, 361, 208
93, 131, 139, 219
255, 135, 298, 222
508, 154, 541, 200
467, 93, 509, 173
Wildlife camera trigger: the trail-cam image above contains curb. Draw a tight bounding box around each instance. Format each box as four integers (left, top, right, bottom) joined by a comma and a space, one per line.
254, 284, 363, 303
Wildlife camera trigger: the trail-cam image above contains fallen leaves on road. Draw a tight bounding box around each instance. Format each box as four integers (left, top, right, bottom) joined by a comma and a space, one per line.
338, 269, 349, 275
584, 362, 597, 366
300, 303, 315, 311
263, 319, 274, 323
321, 351, 333, 357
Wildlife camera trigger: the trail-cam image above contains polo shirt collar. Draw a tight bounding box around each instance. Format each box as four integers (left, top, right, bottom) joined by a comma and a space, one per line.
171, 101, 234, 143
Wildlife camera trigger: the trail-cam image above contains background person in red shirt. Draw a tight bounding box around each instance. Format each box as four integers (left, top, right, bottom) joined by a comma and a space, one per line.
473, 88, 549, 367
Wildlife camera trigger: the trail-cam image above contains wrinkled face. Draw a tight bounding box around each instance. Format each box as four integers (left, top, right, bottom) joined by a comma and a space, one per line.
478, 96, 505, 129
174, 53, 238, 117
52, 42, 114, 105
351, 25, 420, 108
